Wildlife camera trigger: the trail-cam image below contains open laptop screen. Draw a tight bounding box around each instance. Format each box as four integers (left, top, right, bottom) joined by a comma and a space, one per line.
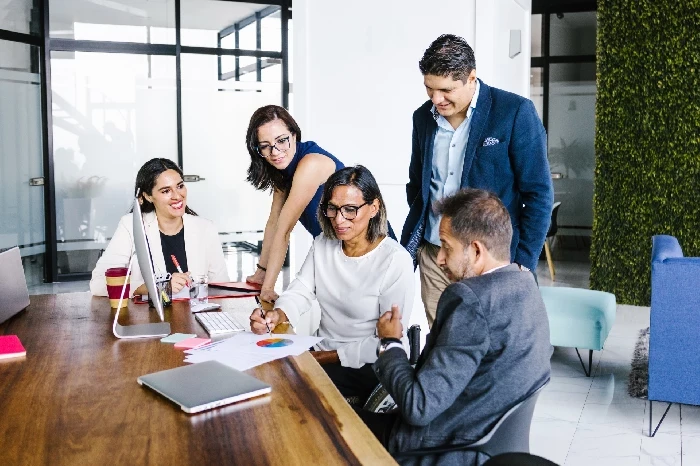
0, 247, 30, 324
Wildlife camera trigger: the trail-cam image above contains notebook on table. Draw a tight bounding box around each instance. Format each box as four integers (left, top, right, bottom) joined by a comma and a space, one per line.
0, 335, 26, 360
137, 360, 271, 413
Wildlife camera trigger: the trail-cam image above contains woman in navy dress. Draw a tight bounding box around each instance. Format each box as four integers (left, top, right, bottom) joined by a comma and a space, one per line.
244, 105, 345, 303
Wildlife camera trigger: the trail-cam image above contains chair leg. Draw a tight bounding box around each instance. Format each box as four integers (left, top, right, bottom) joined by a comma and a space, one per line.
544, 239, 555, 281
575, 348, 593, 377
648, 400, 673, 437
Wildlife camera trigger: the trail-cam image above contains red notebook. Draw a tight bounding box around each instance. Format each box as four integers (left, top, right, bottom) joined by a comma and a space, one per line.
0, 335, 26, 360
210, 282, 262, 292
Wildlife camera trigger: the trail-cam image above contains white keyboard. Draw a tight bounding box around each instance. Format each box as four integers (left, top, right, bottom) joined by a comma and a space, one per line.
195, 311, 245, 335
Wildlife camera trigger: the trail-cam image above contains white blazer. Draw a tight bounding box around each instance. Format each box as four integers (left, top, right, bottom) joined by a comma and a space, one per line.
90, 211, 229, 297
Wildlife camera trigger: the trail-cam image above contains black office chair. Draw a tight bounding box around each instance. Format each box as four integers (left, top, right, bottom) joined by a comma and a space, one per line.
361, 325, 423, 412
483, 453, 559, 466
393, 380, 549, 463
543, 202, 562, 281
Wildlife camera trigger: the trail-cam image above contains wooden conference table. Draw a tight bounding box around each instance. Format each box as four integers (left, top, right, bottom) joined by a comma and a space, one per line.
0, 292, 396, 465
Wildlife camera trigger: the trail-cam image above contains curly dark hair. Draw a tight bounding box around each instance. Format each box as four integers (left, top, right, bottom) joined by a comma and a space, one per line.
133, 158, 197, 215
245, 105, 302, 193
419, 34, 476, 83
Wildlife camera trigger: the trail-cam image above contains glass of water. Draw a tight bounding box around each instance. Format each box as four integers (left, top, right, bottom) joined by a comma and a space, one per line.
189, 275, 209, 306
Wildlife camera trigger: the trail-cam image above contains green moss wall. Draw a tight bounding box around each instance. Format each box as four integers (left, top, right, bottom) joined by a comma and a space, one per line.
591, 0, 700, 305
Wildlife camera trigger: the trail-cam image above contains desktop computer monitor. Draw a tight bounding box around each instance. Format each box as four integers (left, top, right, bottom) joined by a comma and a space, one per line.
111, 196, 171, 339
132, 197, 165, 322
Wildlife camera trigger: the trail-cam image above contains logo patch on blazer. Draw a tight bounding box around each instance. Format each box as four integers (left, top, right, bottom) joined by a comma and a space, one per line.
482, 137, 500, 147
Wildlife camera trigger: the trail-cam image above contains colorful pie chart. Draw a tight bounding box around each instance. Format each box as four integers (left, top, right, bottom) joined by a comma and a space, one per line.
256, 338, 293, 348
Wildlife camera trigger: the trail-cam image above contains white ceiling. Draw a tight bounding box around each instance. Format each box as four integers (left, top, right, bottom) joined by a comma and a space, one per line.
49, 0, 272, 34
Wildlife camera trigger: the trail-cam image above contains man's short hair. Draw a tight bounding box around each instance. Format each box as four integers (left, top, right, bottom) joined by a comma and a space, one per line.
419, 34, 476, 83
435, 189, 512, 261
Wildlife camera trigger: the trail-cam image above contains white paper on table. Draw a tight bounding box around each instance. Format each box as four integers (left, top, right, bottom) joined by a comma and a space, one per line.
183, 332, 324, 371
184, 351, 277, 372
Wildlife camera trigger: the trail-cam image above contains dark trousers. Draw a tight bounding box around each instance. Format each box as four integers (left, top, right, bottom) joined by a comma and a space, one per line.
321, 362, 379, 405
353, 407, 399, 447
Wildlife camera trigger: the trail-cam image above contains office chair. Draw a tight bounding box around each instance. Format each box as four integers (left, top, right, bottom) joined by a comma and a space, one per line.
483, 453, 559, 466
393, 381, 549, 462
361, 325, 422, 412
543, 202, 562, 281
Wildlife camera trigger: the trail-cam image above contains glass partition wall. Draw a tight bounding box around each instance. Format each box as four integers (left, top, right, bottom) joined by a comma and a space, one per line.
0, 0, 290, 281
531, 6, 596, 233
0, 1, 46, 288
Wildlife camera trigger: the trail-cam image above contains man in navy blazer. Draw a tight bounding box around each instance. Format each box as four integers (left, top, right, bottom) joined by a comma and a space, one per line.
402, 34, 553, 326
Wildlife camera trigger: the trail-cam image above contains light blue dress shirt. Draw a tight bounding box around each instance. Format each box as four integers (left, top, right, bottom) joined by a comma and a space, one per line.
424, 80, 480, 246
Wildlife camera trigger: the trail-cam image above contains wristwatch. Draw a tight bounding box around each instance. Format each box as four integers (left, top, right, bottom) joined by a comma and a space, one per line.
376, 337, 402, 357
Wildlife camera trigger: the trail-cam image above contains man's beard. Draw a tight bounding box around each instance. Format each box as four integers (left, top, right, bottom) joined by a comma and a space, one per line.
460, 260, 477, 280
444, 258, 476, 282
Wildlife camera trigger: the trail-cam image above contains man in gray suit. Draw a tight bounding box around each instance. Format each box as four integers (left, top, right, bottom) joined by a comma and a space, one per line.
364, 188, 552, 465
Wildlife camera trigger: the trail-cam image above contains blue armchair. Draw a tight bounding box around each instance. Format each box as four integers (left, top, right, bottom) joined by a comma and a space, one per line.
648, 235, 700, 436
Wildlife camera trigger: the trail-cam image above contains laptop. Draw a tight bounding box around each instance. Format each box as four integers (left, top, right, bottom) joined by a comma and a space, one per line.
137, 360, 271, 413
0, 247, 30, 324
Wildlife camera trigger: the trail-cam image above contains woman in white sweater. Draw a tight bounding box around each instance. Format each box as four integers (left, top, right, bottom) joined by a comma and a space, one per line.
90, 158, 229, 297
250, 165, 414, 404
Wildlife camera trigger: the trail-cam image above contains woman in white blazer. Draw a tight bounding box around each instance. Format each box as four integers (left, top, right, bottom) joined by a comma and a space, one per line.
90, 158, 229, 297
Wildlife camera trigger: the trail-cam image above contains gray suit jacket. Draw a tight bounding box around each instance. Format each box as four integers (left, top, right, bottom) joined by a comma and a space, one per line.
374, 264, 552, 465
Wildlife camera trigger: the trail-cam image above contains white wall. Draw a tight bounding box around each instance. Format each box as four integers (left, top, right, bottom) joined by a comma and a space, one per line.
475, 0, 532, 98
293, 0, 476, 266
293, 0, 532, 263
292, 0, 532, 333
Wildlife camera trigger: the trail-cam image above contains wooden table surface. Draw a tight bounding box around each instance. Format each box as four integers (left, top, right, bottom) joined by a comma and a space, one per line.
0, 293, 396, 465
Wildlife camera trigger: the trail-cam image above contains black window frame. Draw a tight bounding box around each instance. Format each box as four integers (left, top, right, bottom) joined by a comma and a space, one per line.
0, 0, 292, 282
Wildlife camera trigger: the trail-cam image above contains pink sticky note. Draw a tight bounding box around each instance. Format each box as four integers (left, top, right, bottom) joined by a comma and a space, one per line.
174, 337, 211, 350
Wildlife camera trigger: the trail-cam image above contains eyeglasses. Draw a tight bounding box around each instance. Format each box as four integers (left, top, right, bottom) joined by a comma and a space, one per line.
322, 202, 368, 220
257, 135, 292, 158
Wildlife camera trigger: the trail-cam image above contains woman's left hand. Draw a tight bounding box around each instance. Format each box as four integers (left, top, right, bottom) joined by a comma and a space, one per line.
170, 272, 191, 294
311, 350, 340, 365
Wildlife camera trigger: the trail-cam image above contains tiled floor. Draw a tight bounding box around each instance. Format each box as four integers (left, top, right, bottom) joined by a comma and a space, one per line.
531, 304, 700, 466
28, 236, 699, 465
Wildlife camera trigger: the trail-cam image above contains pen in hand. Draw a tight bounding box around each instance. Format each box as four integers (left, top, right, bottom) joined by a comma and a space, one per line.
255, 296, 272, 334
171, 255, 190, 286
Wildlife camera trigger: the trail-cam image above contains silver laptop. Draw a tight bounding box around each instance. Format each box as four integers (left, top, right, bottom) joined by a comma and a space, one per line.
137, 360, 271, 413
0, 247, 30, 324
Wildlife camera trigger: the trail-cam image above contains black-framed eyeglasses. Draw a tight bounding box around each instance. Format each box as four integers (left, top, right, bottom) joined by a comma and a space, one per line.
323, 202, 369, 220
257, 135, 292, 158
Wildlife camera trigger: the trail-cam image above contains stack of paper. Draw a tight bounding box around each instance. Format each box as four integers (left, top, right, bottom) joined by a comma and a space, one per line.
184, 332, 324, 372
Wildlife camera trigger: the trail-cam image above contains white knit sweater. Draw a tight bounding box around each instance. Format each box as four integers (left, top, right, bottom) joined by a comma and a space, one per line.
275, 235, 415, 368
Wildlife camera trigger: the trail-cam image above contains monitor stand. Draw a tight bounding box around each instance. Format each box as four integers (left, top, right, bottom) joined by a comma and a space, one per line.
112, 255, 170, 339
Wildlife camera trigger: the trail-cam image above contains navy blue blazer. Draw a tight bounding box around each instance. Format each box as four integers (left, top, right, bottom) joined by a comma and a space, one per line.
400, 79, 553, 271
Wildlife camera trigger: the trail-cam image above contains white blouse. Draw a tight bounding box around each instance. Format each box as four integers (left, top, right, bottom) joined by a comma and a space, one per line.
275, 235, 415, 369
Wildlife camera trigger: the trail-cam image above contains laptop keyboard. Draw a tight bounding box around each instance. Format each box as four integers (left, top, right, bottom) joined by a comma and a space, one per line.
195, 311, 245, 335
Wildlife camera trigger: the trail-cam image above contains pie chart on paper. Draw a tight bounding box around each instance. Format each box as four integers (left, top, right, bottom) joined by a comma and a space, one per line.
256, 338, 293, 348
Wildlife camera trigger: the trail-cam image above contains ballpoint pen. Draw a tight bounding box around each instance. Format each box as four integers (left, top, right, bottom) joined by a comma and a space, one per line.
171, 255, 191, 287
170, 255, 184, 274
255, 296, 272, 334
